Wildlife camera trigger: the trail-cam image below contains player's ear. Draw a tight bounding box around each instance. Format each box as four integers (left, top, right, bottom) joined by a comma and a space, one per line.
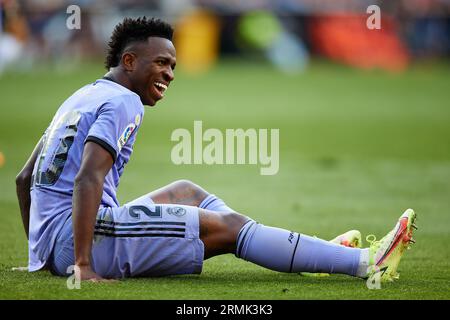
121, 52, 137, 71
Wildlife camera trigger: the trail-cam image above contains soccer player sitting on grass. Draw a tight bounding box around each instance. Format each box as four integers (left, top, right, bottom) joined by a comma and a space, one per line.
16, 17, 417, 283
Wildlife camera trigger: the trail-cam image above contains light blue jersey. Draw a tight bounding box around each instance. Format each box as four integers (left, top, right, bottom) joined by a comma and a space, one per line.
29, 78, 144, 271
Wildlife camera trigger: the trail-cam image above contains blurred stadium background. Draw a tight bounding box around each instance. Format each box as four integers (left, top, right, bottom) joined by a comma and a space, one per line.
1, 0, 449, 73
0, 0, 449, 299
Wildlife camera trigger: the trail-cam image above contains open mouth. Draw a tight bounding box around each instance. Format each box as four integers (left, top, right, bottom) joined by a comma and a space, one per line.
153, 81, 168, 98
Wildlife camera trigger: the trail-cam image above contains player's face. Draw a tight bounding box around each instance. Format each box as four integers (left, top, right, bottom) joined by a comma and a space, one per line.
130, 37, 176, 106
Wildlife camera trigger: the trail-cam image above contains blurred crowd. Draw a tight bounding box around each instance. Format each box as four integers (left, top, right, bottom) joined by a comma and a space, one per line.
1, 0, 449, 73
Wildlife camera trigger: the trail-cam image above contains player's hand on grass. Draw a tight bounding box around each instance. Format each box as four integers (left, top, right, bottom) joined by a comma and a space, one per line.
75, 264, 116, 283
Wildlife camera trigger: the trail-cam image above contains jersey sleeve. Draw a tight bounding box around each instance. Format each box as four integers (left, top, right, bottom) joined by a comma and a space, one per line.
86, 96, 142, 161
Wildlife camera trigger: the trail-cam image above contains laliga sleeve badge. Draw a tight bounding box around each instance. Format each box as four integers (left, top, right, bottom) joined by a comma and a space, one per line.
117, 123, 136, 151
135, 114, 141, 126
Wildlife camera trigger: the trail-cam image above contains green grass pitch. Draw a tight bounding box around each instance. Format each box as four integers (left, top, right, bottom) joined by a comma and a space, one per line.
0, 60, 449, 299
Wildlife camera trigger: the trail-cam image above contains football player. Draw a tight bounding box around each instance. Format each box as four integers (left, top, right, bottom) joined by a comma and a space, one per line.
16, 17, 416, 282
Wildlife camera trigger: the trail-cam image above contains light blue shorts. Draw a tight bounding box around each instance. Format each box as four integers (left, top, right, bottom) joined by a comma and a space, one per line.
49, 195, 204, 278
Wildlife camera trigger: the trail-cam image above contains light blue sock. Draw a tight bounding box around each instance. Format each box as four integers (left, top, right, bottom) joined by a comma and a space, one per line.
199, 194, 235, 213
236, 220, 362, 276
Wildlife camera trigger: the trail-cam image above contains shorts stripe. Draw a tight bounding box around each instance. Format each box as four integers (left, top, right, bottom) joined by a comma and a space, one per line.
94, 231, 185, 238
94, 225, 186, 233
96, 219, 186, 227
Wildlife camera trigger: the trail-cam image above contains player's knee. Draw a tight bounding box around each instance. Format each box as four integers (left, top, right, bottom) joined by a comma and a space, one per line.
171, 179, 208, 204
171, 179, 197, 190
171, 179, 203, 195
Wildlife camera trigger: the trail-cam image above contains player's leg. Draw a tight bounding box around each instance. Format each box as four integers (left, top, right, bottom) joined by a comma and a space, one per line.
200, 208, 417, 281
91, 205, 362, 277
48, 198, 415, 281
132, 179, 235, 212
199, 210, 365, 276
92, 202, 364, 277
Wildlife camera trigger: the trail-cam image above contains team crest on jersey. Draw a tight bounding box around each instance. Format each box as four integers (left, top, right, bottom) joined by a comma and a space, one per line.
167, 206, 186, 217
117, 123, 136, 150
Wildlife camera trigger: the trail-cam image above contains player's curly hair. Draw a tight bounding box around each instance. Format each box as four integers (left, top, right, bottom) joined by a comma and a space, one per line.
105, 17, 174, 69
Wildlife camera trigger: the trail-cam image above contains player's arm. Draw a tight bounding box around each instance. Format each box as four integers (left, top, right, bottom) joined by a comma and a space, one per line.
15, 137, 44, 240
72, 141, 113, 281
